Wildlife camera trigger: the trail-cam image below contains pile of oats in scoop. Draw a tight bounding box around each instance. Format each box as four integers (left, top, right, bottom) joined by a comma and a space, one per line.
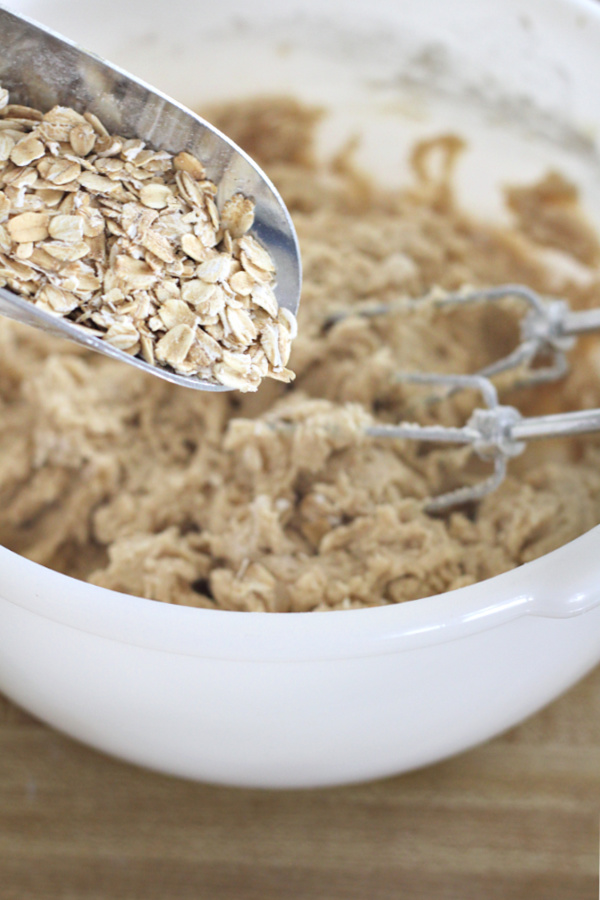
0, 86, 296, 391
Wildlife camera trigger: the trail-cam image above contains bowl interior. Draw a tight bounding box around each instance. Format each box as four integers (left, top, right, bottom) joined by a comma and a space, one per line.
2, 0, 600, 640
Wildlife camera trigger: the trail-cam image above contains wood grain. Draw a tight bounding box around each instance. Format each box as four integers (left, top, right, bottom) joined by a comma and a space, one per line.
0, 664, 599, 900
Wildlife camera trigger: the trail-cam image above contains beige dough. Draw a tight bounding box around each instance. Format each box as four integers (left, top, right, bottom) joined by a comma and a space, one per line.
1, 98, 599, 611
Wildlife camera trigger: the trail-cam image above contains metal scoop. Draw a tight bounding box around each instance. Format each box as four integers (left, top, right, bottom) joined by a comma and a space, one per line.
0, 6, 301, 391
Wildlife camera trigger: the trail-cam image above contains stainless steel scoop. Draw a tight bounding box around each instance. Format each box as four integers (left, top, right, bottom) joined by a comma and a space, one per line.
0, 6, 302, 391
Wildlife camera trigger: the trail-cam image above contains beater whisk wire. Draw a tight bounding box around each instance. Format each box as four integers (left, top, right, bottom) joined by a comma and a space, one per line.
322, 286, 600, 510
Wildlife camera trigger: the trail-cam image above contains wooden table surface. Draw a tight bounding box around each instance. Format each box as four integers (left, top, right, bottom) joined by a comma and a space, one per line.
1, 664, 599, 900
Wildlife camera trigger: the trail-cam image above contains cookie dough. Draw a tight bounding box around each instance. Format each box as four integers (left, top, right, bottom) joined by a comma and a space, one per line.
1, 98, 599, 611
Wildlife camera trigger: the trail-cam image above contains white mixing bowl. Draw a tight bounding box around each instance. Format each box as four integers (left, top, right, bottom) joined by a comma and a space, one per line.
1, 0, 600, 788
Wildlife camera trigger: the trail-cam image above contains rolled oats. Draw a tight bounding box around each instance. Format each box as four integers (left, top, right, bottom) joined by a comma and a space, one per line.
0, 192, 10, 221
173, 150, 205, 180
47, 214, 84, 243
104, 320, 141, 352
10, 135, 45, 166
226, 306, 257, 344
0, 85, 296, 391
196, 255, 232, 284
43, 240, 90, 262
139, 183, 174, 209
0, 133, 15, 161
35, 284, 79, 314
180, 232, 209, 262
77, 171, 119, 193
155, 323, 196, 367
221, 193, 255, 238
69, 122, 97, 157
229, 270, 255, 296
7, 211, 49, 243
38, 156, 81, 185
260, 321, 282, 368
251, 283, 279, 317
158, 298, 197, 330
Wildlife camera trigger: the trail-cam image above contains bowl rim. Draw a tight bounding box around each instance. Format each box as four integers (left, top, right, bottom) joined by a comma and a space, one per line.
1, 524, 599, 662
